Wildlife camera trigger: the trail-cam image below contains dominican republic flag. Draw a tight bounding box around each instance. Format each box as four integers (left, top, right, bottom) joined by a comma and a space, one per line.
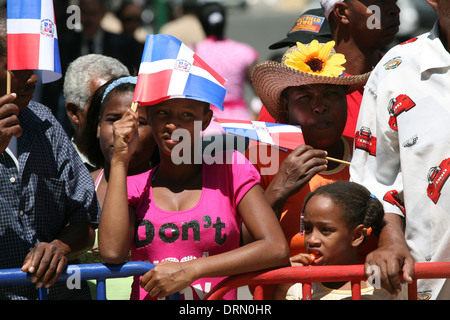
133, 34, 227, 109
7, 0, 62, 83
215, 118, 305, 151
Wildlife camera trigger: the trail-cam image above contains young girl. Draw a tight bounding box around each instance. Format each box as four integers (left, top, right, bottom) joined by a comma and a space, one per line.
78, 76, 158, 206
98, 46, 289, 299
77, 76, 157, 299
273, 181, 402, 300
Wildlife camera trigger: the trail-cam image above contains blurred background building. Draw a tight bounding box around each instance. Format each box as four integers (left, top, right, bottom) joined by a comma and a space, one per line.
1, 0, 438, 131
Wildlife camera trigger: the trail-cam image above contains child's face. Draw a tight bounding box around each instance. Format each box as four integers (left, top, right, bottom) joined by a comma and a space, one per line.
284, 84, 347, 149
303, 194, 358, 266
98, 91, 155, 172
149, 98, 212, 157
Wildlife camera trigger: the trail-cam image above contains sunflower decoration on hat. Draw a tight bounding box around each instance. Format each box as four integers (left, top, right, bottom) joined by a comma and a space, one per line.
284, 40, 345, 76
251, 40, 370, 122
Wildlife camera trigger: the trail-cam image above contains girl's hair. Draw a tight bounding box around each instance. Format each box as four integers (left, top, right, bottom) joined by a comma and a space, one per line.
303, 181, 385, 237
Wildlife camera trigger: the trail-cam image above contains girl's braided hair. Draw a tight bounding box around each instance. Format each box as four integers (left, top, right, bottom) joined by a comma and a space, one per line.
303, 181, 385, 237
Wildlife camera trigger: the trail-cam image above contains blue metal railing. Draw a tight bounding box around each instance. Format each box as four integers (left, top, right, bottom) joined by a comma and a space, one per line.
0, 261, 180, 300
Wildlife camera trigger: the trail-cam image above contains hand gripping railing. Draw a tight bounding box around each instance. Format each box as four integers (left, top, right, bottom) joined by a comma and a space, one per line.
205, 262, 450, 300
0, 261, 180, 300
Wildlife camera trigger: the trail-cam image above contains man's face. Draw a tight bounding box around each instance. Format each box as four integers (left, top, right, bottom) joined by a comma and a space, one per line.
0, 35, 38, 111
119, 3, 143, 35
346, 0, 401, 48
284, 84, 347, 149
80, 0, 106, 38
76, 76, 109, 132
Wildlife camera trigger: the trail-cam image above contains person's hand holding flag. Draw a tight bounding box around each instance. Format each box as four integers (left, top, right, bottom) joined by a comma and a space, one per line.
216, 118, 349, 165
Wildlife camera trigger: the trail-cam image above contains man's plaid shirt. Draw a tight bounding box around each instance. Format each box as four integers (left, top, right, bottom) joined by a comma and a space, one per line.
0, 101, 100, 299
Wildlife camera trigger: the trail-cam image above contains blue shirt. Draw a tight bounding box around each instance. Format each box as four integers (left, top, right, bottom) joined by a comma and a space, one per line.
0, 101, 100, 300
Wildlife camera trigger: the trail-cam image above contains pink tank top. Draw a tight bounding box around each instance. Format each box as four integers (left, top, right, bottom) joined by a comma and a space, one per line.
127, 150, 260, 300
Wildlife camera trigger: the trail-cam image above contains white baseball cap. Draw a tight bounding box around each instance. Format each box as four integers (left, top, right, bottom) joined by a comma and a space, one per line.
320, 0, 345, 19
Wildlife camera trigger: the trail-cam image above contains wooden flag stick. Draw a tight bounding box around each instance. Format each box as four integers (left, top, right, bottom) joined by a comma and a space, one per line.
131, 101, 138, 112
326, 156, 351, 166
6, 70, 11, 94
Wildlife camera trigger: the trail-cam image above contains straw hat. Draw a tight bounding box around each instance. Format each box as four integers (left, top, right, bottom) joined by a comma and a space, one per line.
252, 40, 370, 122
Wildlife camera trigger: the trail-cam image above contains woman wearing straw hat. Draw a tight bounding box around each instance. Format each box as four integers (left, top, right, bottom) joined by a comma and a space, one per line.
246, 40, 372, 296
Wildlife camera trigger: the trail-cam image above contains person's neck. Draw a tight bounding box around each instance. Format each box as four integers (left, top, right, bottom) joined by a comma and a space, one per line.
322, 138, 345, 171
322, 256, 361, 290
103, 162, 111, 182
103, 160, 151, 181
154, 153, 203, 190
334, 40, 379, 75
438, 22, 450, 53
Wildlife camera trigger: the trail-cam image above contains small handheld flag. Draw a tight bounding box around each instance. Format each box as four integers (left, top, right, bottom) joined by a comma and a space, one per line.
215, 118, 305, 151
132, 34, 227, 111
216, 118, 350, 165
7, 0, 62, 84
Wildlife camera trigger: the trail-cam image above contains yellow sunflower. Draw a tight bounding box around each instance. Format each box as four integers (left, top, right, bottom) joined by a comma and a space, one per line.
284, 40, 346, 77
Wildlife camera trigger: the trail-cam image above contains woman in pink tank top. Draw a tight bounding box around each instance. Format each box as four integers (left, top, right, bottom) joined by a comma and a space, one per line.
98, 37, 289, 300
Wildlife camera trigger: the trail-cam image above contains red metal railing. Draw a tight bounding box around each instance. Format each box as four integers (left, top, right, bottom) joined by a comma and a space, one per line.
205, 262, 450, 300
1, 262, 449, 300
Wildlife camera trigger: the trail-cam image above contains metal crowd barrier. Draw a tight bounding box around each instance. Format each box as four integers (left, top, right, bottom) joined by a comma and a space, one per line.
2, 261, 449, 300
205, 262, 450, 300
0, 261, 179, 300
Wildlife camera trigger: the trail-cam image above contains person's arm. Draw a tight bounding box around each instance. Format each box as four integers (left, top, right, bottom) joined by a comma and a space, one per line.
98, 159, 136, 263
99, 109, 139, 264
350, 84, 414, 296
20, 106, 100, 289
364, 213, 414, 296
21, 222, 95, 288
139, 184, 290, 298
263, 144, 327, 219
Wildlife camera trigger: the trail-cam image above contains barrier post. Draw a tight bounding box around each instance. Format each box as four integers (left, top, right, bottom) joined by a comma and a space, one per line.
302, 282, 312, 300
38, 288, 48, 300
97, 279, 107, 300
351, 281, 361, 300
253, 285, 264, 300
408, 280, 418, 300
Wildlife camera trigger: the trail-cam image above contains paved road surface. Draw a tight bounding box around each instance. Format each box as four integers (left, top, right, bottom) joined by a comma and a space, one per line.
226, 0, 314, 61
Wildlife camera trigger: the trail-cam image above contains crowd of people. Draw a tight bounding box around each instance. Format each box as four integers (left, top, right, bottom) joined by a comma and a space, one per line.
0, 0, 449, 301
